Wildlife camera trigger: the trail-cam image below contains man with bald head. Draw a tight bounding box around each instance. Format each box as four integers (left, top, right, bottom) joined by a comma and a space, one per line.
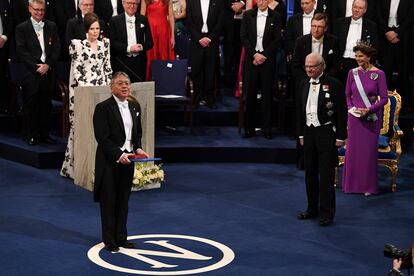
296, 53, 346, 226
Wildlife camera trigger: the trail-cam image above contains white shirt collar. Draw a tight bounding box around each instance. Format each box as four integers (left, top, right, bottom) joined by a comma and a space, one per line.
258, 9, 268, 17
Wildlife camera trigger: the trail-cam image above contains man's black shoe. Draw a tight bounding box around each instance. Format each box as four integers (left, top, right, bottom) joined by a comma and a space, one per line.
319, 217, 333, 226
243, 130, 255, 138
118, 241, 136, 249
297, 211, 318, 220
104, 244, 119, 252
27, 137, 38, 146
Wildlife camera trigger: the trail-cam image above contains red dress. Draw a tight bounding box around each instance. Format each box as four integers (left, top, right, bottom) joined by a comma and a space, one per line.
146, 0, 175, 80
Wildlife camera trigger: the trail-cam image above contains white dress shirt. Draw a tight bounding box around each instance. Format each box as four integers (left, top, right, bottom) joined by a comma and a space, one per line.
345, 0, 353, 17
200, 0, 210, 33
113, 96, 133, 153
255, 9, 268, 52
302, 10, 315, 36
343, 18, 362, 58
74, 0, 77, 10
306, 77, 321, 127
31, 17, 46, 63
311, 36, 323, 55
111, 0, 119, 17
388, 0, 400, 27
0, 12, 6, 41
125, 14, 137, 56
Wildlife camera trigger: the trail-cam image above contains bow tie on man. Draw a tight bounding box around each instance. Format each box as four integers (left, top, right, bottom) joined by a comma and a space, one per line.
119, 101, 129, 109
258, 11, 268, 17
127, 17, 136, 24
33, 21, 45, 31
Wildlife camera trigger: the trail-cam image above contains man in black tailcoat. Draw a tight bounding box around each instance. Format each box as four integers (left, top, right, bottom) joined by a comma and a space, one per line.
186, 0, 224, 108
331, 0, 375, 21
296, 53, 346, 226
65, 0, 108, 47
0, 0, 11, 113
376, 0, 414, 112
93, 71, 149, 252
15, 0, 60, 145
240, 0, 281, 139
110, 0, 153, 82
333, 0, 377, 85
291, 13, 338, 82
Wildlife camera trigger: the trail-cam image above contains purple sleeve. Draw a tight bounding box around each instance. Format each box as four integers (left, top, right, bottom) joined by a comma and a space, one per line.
345, 69, 353, 110
369, 70, 388, 113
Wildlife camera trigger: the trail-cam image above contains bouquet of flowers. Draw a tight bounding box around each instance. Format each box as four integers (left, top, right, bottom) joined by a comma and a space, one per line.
132, 163, 164, 190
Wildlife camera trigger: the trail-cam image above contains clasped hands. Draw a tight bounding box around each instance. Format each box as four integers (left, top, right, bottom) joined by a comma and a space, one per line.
130, 44, 144, 53
356, 107, 370, 117
36, 63, 49, 76
199, 37, 211, 48
385, 31, 400, 44
253, 53, 266, 66
119, 148, 149, 165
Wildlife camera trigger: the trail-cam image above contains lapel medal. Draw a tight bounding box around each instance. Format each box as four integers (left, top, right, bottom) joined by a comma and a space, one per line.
322, 84, 329, 91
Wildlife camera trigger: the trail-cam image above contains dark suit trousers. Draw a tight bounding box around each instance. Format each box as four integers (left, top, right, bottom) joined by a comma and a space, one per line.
22, 73, 53, 139
303, 124, 337, 219
0, 43, 9, 110
99, 161, 135, 246
379, 39, 411, 108
244, 57, 275, 133
189, 40, 218, 104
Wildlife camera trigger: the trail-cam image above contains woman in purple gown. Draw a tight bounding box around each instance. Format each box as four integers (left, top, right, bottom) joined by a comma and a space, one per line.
342, 42, 388, 196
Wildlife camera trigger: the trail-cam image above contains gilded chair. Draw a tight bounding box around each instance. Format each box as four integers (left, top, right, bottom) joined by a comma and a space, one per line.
336, 90, 403, 192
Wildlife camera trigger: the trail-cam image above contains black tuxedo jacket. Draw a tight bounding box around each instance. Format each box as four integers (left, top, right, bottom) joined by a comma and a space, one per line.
291, 33, 338, 80
296, 74, 347, 140
333, 17, 378, 58
331, 0, 376, 21
285, 13, 304, 55
65, 17, 109, 46
51, 0, 76, 37
240, 7, 281, 60
109, 13, 153, 55
94, 0, 124, 23
93, 96, 142, 202
0, 0, 11, 38
376, 0, 414, 40
15, 19, 60, 78
186, 0, 224, 44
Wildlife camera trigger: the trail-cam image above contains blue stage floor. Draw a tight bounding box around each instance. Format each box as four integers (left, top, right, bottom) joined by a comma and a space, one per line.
1, 155, 413, 275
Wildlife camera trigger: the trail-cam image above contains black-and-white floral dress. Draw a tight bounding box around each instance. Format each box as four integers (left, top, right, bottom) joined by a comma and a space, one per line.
60, 38, 112, 179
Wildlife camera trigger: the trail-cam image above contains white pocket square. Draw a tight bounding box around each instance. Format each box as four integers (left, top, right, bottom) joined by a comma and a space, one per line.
140, 23, 145, 28
136, 112, 140, 116
328, 49, 333, 54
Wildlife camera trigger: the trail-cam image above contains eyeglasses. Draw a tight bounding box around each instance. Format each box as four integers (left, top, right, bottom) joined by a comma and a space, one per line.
80, 3, 94, 7
124, 2, 138, 6
30, 6, 45, 13
311, 25, 326, 29
304, 62, 323, 69
114, 81, 131, 86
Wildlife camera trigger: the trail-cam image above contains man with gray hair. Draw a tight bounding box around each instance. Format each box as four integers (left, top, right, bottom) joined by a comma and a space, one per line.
296, 53, 346, 226
15, 0, 60, 145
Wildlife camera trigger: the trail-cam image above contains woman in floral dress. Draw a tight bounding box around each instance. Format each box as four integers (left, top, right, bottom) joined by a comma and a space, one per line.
61, 13, 112, 179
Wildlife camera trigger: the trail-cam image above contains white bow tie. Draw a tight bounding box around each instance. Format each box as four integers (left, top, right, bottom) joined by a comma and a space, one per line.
258, 11, 268, 17
351, 19, 362, 25
119, 101, 129, 109
303, 14, 313, 18
127, 16, 136, 24
33, 21, 45, 32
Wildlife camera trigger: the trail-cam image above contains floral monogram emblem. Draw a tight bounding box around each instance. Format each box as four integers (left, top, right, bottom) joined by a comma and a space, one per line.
370, 72, 378, 80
